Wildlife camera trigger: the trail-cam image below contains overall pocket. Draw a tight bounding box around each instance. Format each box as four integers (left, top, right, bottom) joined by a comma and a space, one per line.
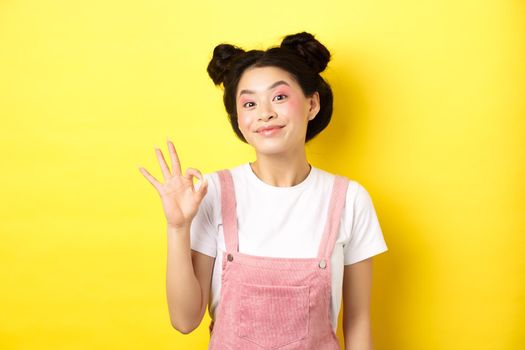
238, 282, 310, 349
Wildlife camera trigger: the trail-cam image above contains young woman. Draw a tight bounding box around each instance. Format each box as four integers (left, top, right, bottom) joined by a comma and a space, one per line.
139, 32, 388, 350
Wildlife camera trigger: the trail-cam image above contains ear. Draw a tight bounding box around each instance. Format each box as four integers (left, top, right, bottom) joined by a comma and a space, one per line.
307, 91, 321, 121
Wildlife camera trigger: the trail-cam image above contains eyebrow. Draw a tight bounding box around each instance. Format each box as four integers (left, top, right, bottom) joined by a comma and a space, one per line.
238, 80, 290, 97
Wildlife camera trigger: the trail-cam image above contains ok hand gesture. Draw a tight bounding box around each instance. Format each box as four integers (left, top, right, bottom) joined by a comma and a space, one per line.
138, 140, 208, 229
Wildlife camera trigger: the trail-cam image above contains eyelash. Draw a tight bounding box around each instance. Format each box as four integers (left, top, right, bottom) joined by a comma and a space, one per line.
274, 94, 287, 101
242, 94, 287, 108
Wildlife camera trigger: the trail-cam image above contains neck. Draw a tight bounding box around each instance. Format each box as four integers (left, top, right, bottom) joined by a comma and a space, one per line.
250, 149, 311, 187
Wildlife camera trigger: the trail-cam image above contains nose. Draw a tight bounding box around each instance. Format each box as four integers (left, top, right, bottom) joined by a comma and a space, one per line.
259, 104, 277, 121
260, 113, 275, 122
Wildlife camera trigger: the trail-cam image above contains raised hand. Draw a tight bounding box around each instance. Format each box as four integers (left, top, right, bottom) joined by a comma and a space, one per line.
138, 140, 208, 229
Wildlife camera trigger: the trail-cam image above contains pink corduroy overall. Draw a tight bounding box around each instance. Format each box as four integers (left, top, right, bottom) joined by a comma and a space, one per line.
208, 169, 349, 350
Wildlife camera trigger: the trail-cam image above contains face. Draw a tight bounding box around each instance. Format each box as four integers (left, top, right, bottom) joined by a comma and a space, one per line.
235, 66, 320, 156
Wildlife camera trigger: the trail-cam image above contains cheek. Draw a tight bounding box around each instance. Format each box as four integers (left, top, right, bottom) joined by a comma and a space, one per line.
237, 111, 252, 132
280, 97, 305, 120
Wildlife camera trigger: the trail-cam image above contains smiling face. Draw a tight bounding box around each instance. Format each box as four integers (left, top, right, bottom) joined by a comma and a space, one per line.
236, 66, 320, 157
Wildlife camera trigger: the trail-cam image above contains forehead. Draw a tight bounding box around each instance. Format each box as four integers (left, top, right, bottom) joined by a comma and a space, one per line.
237, 66, 298, 94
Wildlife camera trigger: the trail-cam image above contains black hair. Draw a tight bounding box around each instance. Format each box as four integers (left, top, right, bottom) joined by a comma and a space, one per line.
206, 31, 333, 143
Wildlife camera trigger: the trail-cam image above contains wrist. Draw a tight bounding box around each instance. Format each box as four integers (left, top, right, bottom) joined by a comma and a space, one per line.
167, 224, 190, 235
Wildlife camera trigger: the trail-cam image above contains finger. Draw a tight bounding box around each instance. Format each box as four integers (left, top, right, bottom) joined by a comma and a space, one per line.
138, 166, 162, 193
185, 168, 204, 190
155, 147, 172, 181
167, 140, 182, 176
186, 168, 208, 201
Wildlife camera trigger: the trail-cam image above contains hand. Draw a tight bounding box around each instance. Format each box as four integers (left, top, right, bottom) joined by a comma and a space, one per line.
138, 140, 208, 229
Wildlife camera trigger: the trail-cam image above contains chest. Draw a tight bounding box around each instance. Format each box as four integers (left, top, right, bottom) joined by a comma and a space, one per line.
229, 188, 333, 258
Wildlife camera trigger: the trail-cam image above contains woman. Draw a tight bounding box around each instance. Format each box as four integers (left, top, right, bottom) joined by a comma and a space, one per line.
139, 32, 388, 349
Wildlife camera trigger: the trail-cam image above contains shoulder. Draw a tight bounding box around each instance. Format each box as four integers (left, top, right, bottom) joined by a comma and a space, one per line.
191, 164, 245, 226
313, 167, 378, 227
195, 162, 248, 199
312, 166, 363, 201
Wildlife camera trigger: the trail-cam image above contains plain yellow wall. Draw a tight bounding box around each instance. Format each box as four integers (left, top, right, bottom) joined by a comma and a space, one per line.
1, 0, 524, 349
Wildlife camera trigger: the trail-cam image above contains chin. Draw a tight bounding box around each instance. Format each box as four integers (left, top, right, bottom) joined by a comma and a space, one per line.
252, 144, 291, 156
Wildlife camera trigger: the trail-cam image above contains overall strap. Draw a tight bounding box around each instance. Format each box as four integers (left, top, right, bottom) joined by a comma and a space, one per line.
317, 175, 350, 261
217, 169, 239, 253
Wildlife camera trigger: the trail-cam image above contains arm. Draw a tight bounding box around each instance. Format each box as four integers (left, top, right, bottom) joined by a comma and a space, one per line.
166, 225, 214, 333
139, 140, 214, 334
343, 257, 373, 350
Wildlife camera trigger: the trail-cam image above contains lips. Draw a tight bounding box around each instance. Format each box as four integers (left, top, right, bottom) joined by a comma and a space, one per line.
256, 125, 285, 133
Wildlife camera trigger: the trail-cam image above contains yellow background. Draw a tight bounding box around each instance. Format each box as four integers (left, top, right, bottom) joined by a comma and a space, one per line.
1, 0, 524, 349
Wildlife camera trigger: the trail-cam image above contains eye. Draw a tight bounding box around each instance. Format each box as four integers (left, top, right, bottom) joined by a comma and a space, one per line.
243, 101, 255, 108
273, 94, 287, 101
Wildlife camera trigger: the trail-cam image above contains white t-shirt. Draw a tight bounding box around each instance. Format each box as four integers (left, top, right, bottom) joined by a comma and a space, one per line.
190, 162, 388, 331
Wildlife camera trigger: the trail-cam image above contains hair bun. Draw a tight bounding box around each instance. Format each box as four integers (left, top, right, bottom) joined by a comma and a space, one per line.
280, 32, 331, 74
207, 44, 245, 85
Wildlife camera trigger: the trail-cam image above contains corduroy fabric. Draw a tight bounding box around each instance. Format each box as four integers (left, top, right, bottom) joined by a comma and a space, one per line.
208, 169, 349, 350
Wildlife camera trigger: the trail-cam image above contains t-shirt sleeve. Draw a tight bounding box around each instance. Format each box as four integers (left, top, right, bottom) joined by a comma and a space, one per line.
343, 182, 388, 265
189, 173, 219, 258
